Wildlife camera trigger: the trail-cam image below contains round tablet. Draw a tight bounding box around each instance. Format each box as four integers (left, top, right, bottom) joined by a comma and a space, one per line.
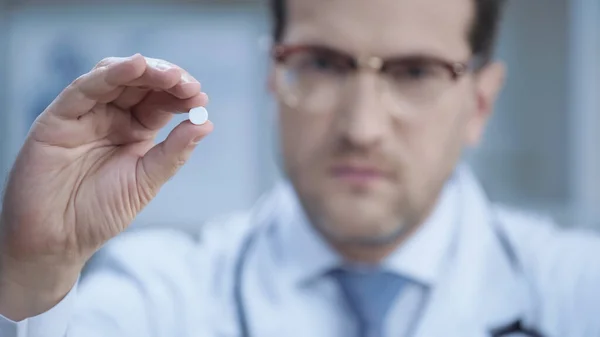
189, 107, 209, 125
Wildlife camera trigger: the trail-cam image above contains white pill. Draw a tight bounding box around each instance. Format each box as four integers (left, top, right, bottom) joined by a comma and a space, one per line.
189, 106, 209, 125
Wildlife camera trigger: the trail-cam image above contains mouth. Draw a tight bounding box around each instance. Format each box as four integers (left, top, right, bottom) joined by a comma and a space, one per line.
329, 164, 387, 185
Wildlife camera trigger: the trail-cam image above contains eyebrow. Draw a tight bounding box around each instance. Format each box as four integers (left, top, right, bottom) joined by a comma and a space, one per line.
383, 53, 464, 65
280, 44, 466, 66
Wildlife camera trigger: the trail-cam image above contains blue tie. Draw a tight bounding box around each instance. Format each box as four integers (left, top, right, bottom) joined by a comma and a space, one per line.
331, 268, 407, 337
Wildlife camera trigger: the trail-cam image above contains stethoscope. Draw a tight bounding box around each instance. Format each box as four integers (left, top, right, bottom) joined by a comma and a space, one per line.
230, 202, 546, 337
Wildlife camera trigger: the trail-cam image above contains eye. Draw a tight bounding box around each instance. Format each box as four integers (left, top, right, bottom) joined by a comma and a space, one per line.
389, 63, 435, 81
405, 65, 430, 79
292, 51, 351, 75
305, 54, 338, 71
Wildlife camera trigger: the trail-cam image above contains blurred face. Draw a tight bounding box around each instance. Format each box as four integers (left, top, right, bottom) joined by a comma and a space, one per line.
274, 0, 504, 248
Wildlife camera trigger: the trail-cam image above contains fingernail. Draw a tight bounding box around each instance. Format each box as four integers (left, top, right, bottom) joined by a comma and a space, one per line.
181, 72, 198, 84
155, 61, 173, 71
146, 58, 173, 71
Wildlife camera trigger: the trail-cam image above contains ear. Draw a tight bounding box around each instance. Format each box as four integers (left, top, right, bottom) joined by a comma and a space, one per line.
465, 61, 506, 145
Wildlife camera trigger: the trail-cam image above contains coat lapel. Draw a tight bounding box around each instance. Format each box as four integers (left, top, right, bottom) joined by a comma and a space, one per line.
412, 169, 534, 337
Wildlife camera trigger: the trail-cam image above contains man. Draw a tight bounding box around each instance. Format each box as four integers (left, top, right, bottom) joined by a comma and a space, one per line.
0, 0, 599, 336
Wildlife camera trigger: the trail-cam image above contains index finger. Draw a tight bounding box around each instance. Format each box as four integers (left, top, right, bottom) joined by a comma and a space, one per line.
48, 54, 150, 119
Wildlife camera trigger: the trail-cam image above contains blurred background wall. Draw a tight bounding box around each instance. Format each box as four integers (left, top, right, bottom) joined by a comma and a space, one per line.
0, 0, 598, 231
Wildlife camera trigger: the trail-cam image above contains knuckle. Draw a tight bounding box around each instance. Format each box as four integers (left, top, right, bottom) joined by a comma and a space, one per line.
70, 73, 88, 88
137, 161, 158, 205
160, 146, 187, 177
94, 57, 117, 69
175, 156, 187, 169
137, 179, 156, 207
168, 154, 188, 177
94, 58, 110, 69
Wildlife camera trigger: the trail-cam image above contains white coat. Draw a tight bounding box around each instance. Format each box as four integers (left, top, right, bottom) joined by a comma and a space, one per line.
1, 166, 599, 337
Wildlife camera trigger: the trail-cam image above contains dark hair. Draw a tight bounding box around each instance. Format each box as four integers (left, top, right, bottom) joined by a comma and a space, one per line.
269, 0, 507, 67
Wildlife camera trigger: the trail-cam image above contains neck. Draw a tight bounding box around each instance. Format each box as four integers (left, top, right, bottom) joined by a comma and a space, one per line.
327, 193, 444, 265
331, 223, 421, 265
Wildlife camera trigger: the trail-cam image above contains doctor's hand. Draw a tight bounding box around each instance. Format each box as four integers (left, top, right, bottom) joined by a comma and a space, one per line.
0, 54, 212, 321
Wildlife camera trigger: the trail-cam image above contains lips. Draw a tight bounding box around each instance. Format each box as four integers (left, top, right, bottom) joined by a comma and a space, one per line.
330, 165, 387, 184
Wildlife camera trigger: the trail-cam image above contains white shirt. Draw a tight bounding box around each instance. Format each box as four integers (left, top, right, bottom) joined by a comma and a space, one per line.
2, 165, 600, 337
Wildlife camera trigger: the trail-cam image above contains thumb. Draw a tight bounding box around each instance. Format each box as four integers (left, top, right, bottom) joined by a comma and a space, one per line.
138, 119, 213, 197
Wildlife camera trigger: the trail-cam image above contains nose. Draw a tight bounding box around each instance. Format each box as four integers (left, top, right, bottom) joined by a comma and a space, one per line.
335, 72, 389, 149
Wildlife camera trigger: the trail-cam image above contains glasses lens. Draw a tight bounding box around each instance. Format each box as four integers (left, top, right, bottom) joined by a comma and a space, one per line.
381, 59, 456, 115
275, 48, 351, 112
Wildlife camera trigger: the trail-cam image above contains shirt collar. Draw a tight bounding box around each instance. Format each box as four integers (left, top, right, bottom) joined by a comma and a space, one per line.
275, 169, 462, 287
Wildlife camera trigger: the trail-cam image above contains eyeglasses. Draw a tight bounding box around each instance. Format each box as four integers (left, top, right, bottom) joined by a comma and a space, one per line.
272, 44, 475, 118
